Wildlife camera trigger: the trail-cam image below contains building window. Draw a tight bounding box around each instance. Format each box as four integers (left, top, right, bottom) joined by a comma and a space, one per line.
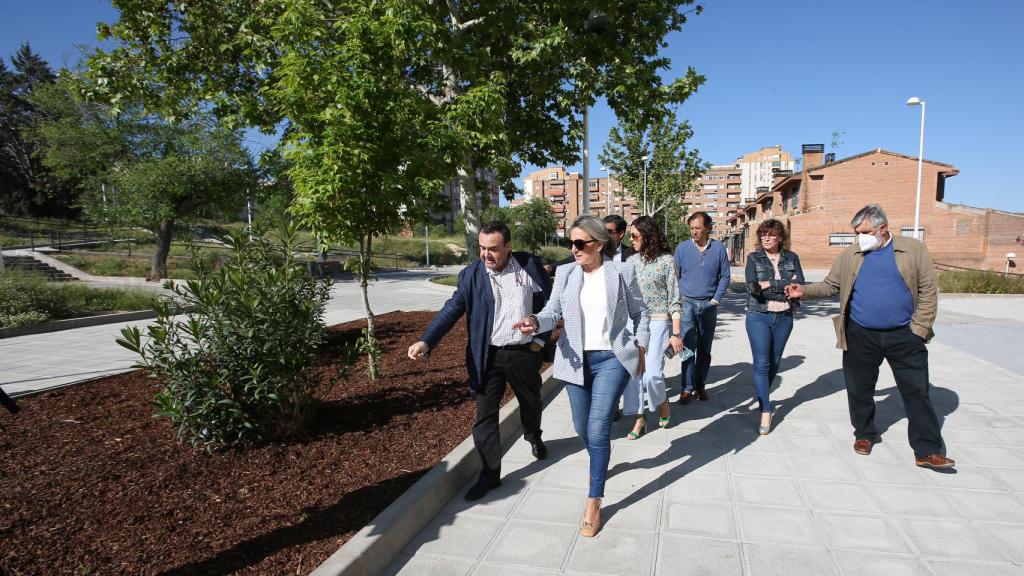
726, 183, 740, 189
955, 219, 971, 235
705, 193, 718, 199
900, 226, 925, 241
829, 232, 855, 247
549, 172, 559, 180
704, 184, 719, 190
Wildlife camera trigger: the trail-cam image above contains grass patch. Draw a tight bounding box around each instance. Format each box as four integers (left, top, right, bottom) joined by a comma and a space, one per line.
429, 274, 459, 287
54, 252, 201, 279
939, 269, 1024, 294
0, 270, 160, 328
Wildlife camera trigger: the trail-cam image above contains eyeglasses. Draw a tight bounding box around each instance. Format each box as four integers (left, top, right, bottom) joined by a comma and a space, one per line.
571, 239, 598, 251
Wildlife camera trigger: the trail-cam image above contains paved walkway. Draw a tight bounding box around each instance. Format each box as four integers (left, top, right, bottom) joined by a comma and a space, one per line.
387, 289, 1024, 576
0, 268, 459, 396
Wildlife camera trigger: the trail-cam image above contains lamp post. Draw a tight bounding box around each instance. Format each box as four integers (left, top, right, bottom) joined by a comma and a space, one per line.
906, 96, 926, 241
641, 155, 649, 215
582, 109, 590, 215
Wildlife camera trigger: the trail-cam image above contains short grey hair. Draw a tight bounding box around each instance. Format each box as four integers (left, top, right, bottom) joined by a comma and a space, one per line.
851, 204, 888, 229
570, 215, 614, 257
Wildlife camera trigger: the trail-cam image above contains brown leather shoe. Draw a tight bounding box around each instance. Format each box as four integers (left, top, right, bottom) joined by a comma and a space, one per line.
916, 454, 955, 469
678, 391, 693, 405
696, 388, 708, 401
853, 439, 873, 455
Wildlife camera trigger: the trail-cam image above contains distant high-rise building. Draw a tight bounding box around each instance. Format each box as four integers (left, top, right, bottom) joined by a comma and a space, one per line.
523, 167, 639, 237
735, 145, 797, 202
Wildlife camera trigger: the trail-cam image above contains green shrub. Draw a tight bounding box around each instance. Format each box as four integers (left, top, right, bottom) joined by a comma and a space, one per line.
0, 271, 72, 327
429, 274, 459, 287
117, 224, 332, 448
939, 269, 1024, 294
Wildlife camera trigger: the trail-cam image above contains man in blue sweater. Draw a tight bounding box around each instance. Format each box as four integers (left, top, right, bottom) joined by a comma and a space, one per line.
787, 205, 953, 469
674, 212, 732, 403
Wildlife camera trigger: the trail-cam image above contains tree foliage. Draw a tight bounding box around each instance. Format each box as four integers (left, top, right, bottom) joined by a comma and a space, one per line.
29, 76, 256, 279
482, 197, 559, 254
84, 0, 707, 259
599, 108, 708, 229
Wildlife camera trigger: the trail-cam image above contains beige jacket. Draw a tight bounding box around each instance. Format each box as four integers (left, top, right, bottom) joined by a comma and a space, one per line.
801, 234, 938, 350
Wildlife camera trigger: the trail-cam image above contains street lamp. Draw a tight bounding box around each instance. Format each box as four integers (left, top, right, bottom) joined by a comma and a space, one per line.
906, 96, 926, 241
641, 155, 649, 215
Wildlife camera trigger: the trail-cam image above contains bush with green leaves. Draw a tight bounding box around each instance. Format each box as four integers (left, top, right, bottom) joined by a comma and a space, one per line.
939, 269, 1024, 294
0, 270, 72, 327
117, 224, 332, 448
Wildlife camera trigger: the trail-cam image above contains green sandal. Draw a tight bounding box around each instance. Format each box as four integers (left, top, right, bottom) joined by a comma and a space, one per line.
658, 416, 671, 429
626, 421, 647, 440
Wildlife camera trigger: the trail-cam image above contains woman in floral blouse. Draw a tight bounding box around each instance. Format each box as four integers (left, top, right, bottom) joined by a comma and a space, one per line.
624, 216, 684, 439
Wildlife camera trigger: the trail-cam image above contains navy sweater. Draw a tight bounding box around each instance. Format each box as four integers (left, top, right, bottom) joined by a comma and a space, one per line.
850, 240, 914, 329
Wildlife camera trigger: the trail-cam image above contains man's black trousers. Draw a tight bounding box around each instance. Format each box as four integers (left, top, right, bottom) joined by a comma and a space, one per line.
474, 345, 544, 477
842, 320, 945, 458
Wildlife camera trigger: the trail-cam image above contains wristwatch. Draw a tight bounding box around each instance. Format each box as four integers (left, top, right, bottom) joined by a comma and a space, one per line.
670, 333, 681, 338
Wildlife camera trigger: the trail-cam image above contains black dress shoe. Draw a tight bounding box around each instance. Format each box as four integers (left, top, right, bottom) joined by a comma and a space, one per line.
530, 438, 548, 460
465, 475, 501, 501
696, 388, 708, 401
612, 408, 622, 422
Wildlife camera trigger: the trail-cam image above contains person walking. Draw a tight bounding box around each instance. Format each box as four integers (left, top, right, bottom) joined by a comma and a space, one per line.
514, 215, 650, 537
744, 218, 804, 435
623, 215, 682, 439
408, 221, 555, 502
786, 204, 954, 469
674, 211, 731, 404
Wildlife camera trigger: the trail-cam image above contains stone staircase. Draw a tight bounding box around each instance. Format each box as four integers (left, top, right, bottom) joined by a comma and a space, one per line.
3, 255, 78, 281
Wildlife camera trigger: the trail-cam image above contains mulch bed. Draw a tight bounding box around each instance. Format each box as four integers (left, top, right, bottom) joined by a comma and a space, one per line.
0, 311, 517, 575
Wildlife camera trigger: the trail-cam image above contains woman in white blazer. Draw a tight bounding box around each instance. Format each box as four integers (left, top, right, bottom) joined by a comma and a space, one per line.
515, 215, 650, 537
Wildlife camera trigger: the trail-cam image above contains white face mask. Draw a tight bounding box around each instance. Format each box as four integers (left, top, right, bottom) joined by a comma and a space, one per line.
857, 233, 879, 252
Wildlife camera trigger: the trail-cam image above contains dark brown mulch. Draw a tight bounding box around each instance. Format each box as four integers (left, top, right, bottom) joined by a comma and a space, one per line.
0, 311, 514, 576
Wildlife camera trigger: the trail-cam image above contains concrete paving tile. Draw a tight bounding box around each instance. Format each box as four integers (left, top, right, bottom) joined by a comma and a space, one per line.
662, 471, 732, 502
743, 543, 837, 576
737, 505, 822, 546
830, 550, 928, 576
801, 480, 882, 514
663, 426, 726, 451
728, 452, 792, 477
565, 529, 657, 576
945, 489, 1024, 523
661, 498, 737, 539
983, 522, 1024, 565
660, 447, 729, 475
772, 420, 829, 437
992, 429, 1024, 447
481, 520, 578, 570
987, 467, 1024, 492
599, 490, 664, 533
927, 559, 1024, 576
535, 459, 592, 492
896, 517, 1009, 562
925, 466, 1006, 491
870, 484, 961, 518
957, 446, 1024, 468
385, 553, 476, 576
734, 476, 804, 508
656, 534, 743, 576
945, 413, 1021, 431
780, 435, 843, 457
726, 433, 788, 455
472, 564, 560, 576
444, 477, 531, 519
813, 512, 910, 554
992, 403, 1024, 417
851, 460, 931, 486
941, 428, 1005, 447
512, 487, 587, 525
404, 513, 505, 559
787, 455, 860, 482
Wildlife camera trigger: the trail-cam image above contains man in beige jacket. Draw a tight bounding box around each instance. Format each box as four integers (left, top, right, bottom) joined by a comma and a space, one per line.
787, 204, 954, 470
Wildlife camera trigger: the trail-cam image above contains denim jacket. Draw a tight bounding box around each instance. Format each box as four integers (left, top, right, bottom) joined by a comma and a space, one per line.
744, 250, 805, 313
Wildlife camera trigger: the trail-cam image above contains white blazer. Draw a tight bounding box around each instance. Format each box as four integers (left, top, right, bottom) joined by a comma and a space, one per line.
535, 260, 650, 386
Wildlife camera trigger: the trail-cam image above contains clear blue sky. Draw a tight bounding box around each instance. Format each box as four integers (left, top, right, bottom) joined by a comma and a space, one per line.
3, 1, 1022, 212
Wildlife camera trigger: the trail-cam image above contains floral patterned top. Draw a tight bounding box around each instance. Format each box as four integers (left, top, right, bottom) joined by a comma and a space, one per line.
628, 252, 682, 320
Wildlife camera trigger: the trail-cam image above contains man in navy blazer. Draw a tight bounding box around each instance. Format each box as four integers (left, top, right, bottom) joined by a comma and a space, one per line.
409, 221, 554, 501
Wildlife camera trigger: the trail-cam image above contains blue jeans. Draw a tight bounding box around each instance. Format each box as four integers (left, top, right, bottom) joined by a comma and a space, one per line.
565, 350, 630, 498
745, 310, 794, 412
623, 319, 670, 415
681, 297, 718, 394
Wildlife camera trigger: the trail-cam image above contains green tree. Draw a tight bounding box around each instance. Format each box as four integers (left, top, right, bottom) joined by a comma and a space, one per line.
599, 109, 707, 230
84, 0, 707, 261
482, 197, 558, 254
30, 77, 255, 279
0, 43, 61, 215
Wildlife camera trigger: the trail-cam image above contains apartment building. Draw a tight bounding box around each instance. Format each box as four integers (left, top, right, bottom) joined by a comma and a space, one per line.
724, 144, 1024, 271
735, 145, 798, 202
523, 167, 640, 237
682, 164, 743, 240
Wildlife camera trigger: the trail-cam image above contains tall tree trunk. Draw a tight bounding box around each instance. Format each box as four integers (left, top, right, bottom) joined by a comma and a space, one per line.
457, 157, 480, 262
150, 218, 173, 280
358, 234, 379, 379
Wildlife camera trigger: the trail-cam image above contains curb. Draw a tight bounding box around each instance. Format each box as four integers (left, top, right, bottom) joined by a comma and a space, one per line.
310, 365, 559, 576
0, 306, 195, 339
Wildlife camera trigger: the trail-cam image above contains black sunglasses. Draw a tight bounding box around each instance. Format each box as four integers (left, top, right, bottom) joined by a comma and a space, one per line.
571, 239, 598, 251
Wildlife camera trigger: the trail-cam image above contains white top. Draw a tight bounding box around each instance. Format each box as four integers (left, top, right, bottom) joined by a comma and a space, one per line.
580, 264, 612, 350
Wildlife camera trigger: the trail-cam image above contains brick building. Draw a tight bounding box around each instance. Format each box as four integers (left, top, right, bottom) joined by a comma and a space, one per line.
724, 145, 1024, 271
523, 167, 640, 237
735, 145, 798, 202
682, 164, 744, 240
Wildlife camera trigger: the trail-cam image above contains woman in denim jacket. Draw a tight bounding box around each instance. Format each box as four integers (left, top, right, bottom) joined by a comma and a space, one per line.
745, 219, 804, 435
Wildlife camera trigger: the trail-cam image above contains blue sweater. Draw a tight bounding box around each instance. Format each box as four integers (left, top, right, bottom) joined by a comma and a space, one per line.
674, 239, 731, 302
850, 240, 914, 329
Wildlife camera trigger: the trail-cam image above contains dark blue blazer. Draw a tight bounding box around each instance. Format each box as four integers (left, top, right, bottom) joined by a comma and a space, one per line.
420, 252, 554, 391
